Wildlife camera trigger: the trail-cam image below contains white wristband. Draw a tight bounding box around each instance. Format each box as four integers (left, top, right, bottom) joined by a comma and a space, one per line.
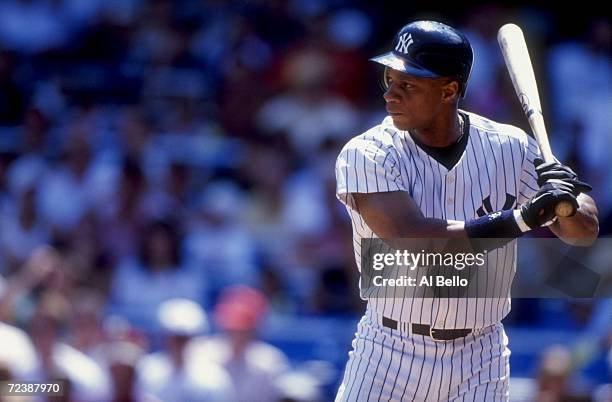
513, 209, 531, 233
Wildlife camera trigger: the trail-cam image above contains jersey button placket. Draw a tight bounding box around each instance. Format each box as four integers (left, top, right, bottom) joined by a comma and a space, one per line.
445, 173, 455, 218
446, 173, 455, 204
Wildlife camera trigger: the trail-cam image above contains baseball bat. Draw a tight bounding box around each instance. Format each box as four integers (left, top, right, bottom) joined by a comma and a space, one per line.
497, 23, 574, 217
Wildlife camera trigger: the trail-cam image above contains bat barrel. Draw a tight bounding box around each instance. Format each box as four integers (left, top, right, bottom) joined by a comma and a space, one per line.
498, 23, 576, 218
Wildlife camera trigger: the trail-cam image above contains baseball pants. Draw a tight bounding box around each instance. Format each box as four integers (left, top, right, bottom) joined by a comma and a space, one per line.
335, 309, 510, 401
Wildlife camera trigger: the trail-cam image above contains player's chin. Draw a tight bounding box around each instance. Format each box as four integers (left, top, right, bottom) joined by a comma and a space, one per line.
389, 114, 413, 131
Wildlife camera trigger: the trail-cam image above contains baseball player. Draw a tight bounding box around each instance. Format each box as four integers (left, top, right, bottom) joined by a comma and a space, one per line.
334, 21, 599, 401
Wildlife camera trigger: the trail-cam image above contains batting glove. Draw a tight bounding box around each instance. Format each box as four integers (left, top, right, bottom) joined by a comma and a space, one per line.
533, 158, 592, 195
520, 181, 579, 229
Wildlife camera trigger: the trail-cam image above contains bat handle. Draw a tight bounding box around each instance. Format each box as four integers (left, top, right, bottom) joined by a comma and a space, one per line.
530, 116, 576, 218
555, 200, 575, 217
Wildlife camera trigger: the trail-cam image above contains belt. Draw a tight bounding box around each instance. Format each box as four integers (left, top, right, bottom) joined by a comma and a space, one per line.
382, 316, 472, 341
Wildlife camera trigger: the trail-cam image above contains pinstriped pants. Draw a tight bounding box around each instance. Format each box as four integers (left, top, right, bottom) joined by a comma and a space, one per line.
335, 309, 510, 402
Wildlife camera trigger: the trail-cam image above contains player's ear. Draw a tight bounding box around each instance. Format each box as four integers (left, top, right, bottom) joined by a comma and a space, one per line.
441, 80, 460, 103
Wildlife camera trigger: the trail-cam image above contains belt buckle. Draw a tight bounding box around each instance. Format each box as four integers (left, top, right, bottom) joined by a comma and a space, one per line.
429, 326, 446, 342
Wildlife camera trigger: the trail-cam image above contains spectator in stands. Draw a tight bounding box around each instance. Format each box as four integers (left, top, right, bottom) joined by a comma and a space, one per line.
533, 345, 595, 402
37, 131, 97, 233
183, 180, 258, 299
255, 48, 360, 157
109, 219, 206, 328
187, 285, 289, 402
68, 290, 108, 363
276, 369, 323, 402
28, 291, 112, 402
0, 318, 38, 381
460, 6, 514, 121
0, 156, 49, 273
105, 340, 146, 402
97, 157, 149, 263
0, 245, 62, 323
136, 298, 234, 402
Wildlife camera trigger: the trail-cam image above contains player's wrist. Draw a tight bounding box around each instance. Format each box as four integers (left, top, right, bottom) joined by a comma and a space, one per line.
465, 209, 523, 239
464, 210, 524, 253
513, 209, 531, 232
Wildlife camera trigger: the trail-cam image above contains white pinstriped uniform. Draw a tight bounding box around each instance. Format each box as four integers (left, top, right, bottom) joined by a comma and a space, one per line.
334, 111, 541, 401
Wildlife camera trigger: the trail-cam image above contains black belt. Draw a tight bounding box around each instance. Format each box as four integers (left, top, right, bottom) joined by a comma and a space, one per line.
382, 316, 472, 341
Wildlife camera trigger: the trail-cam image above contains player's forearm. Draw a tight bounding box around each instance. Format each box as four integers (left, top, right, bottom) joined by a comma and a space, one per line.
388, 216, 467, 238
352, 192, 469, 238
363, 210, 523, 256
352, 191, 527, 241
550, 193, 599, 246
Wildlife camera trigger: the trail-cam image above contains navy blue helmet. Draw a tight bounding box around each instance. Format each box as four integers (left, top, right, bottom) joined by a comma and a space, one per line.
371, 21, 474, 97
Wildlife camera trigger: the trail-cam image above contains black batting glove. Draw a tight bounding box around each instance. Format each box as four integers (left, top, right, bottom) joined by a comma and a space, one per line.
520, 181, 579, 229
533, 158, 592, 195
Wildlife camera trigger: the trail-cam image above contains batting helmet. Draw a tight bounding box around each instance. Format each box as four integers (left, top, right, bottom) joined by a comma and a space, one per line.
371, 21, 473, 97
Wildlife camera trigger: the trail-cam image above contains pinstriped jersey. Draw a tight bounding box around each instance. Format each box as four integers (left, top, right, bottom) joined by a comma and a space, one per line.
335, 111, 542, 329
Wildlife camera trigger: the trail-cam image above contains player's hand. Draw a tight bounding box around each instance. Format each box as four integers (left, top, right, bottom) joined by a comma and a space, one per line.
520, 181, 579, 228
533, 158, 592, 195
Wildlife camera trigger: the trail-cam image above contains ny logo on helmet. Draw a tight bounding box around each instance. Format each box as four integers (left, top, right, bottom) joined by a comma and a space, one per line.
395, 33, 414, 54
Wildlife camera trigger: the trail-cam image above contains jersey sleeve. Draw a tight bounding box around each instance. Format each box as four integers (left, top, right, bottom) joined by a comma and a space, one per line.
517, 135, 542, 204
335, 136, 407, 207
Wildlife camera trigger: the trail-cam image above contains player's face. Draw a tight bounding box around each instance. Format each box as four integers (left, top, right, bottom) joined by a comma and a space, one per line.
383, 69, 453, 131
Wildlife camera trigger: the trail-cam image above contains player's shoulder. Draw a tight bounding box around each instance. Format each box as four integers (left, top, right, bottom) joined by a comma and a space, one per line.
465, 110, 534, 147
339, 116, 402, 154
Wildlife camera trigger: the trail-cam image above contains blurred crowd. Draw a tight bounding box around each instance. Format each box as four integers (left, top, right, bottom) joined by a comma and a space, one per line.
0, 0, 610, 401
